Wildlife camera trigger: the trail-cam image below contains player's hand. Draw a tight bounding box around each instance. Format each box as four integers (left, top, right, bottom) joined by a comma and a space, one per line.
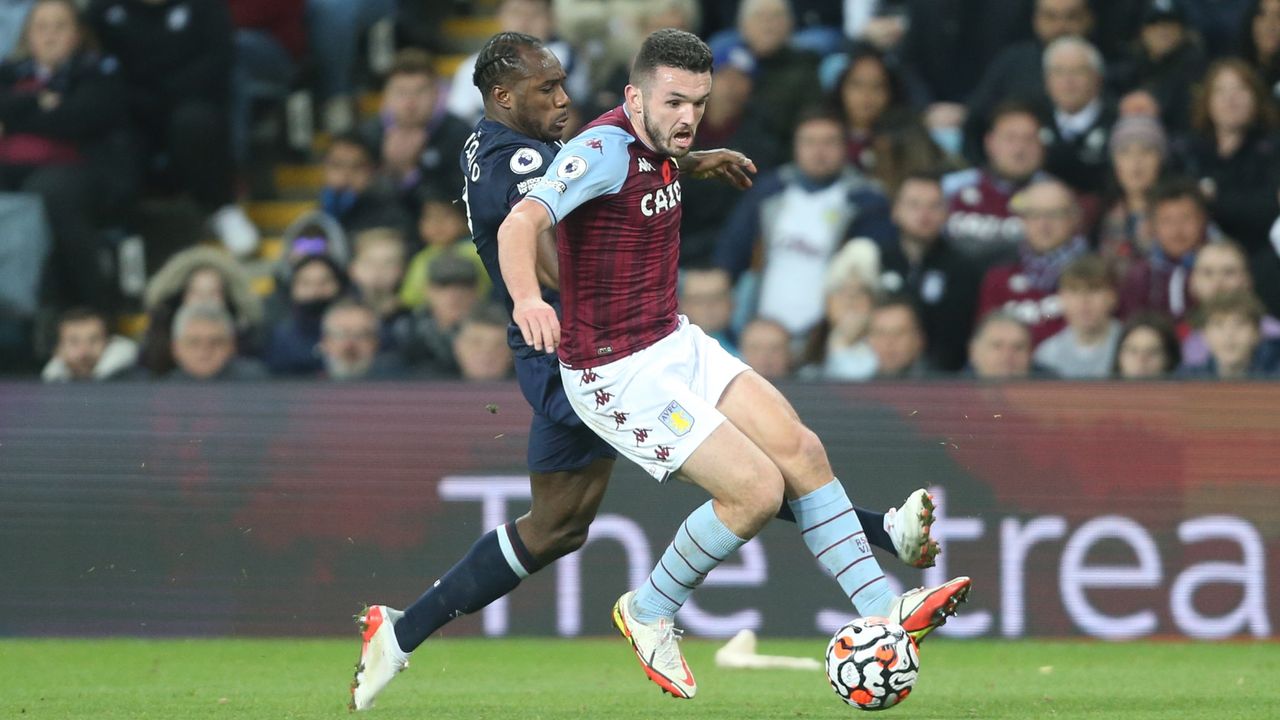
513, 296, 560, 354
687, 149, 756, 190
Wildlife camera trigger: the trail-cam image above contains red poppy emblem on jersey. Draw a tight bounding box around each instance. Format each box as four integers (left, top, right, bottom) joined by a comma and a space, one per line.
585, 138, 604, 154
661, 159, 674, 184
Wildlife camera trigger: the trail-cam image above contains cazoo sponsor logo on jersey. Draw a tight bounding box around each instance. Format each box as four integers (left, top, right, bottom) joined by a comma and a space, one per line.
641, 181, 682, 217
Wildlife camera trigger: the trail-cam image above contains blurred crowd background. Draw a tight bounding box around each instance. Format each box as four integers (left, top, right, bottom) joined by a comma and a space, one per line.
4, 0, 1280, 384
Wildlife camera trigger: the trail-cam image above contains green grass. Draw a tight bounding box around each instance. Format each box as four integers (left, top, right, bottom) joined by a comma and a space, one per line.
2, 638, 1278, 719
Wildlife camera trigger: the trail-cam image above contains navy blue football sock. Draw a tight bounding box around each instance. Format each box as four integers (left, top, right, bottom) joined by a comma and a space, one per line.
394, 523, 541, 653
777, 500, 892, 554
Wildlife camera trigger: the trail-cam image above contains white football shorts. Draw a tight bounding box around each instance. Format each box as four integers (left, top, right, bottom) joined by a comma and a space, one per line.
559, 315, 751, 481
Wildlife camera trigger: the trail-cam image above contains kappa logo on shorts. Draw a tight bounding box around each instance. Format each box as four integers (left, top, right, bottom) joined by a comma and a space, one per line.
659, 401, 694, 436
594, 389, 613, 408
633, 427, 651, 446
655, 445, 673, 461
612, 410, 629, 429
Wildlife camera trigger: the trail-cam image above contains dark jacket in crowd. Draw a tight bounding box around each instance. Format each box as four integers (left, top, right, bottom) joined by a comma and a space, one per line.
963, 40, 1048, 162
1179, 130, 1280, 254
1108, 38, 1207, 134
0, 51, 131, 191
879, 227, 986, 373
87, 0, 234, 112
1037, 99, 1118, 196
898, 0, 1034, 104
359, 110, 471, 212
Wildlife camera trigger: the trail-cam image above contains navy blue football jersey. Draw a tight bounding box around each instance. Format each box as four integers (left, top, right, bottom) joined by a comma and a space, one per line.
460, 118, 561, 357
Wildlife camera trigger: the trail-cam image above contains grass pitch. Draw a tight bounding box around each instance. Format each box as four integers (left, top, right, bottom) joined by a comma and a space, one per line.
2, 637, 1277, 719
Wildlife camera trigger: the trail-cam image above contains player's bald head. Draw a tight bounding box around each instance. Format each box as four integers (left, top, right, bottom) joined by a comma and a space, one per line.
629, 28, 713, 89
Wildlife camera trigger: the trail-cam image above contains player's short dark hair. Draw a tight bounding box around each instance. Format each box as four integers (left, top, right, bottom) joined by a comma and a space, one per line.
630, 28, 712, 87
1148, 175, 1208, 215
473, 32, 545, 98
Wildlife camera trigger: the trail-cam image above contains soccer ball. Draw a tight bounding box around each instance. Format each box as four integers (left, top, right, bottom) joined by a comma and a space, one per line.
824, 617, 920, 710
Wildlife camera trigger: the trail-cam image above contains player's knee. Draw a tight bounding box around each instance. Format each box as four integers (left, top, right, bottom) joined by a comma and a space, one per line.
523, 508, 592, 561
546, 515, 591, 558
734, 461, 784, 531
795, 426, 831, 475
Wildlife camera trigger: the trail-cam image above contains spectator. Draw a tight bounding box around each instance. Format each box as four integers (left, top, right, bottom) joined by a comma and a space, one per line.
1181, 58, 1280, 253
967, 310, 1038, 379
1096, 115, 1169, 275
829, 43, 924, 175
305, 0, 396, 134
400, 193, 490, 311
318, 298, 405, 380
397, 253, 481, 374
347, 227, 408, 334
228, 0, 306, 165
1118, 176, 1210, 320
87, 0, 258, 256
451, 301, 513, 381
680, 41, 783, 267
1180, 290, 1279, 377
361, 49, 469, 214
1239, 0, 1280, 107
168, 303, 267, 381
712, 0, 822, 142
1033, 254, 1122, 377
1112, 311, 1181, 378
977, 178, 1088, 346
799, 238, 879, 380
679, 268, 738, 354
738, 317, 793, 380
318, 132, 409, 237
1181, 240, 1280, 364
1037, 36, 1115, 201
964, 0, 1093, 162
40, 306, 137, 381
1108, 0, 1206, 134
0, 0, 131, 310
138, 245, 263, 377
265, 253, 348, 376
943, 102, 1046, 264
866, 294, 929, 379
715, 107, 890, 340
879, 172, 985, 371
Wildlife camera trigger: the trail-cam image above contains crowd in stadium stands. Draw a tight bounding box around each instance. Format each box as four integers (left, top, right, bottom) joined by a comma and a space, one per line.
4, 0, 1280, 382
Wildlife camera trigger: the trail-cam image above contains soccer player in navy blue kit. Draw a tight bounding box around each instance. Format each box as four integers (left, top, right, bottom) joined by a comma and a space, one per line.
352, 31, 941, 710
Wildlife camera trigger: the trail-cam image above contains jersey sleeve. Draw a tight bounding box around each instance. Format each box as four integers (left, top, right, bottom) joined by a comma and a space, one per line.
525, 126, 633, 223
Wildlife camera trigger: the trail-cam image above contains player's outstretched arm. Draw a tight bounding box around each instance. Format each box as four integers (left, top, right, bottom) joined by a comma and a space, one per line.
535, 226, 560, 290
498, 198, 561, 353
678, 149, 757, 189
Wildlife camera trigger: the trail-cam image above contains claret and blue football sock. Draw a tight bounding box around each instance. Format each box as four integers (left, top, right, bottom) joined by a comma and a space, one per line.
790, 478, 894, 617
393, 523, 542, 653
777, 500, 892, 555
630, 500, 747, 623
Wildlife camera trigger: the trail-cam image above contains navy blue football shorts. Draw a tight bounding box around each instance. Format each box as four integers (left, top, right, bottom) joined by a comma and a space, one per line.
515, 350, 617, 474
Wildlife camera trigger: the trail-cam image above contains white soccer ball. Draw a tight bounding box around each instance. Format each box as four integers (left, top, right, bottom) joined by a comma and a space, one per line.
824, 616, 920, 710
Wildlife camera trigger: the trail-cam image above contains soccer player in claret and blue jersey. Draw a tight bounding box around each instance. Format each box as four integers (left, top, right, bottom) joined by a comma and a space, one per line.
351, 30, 945, 711
498, 28, 972, 699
